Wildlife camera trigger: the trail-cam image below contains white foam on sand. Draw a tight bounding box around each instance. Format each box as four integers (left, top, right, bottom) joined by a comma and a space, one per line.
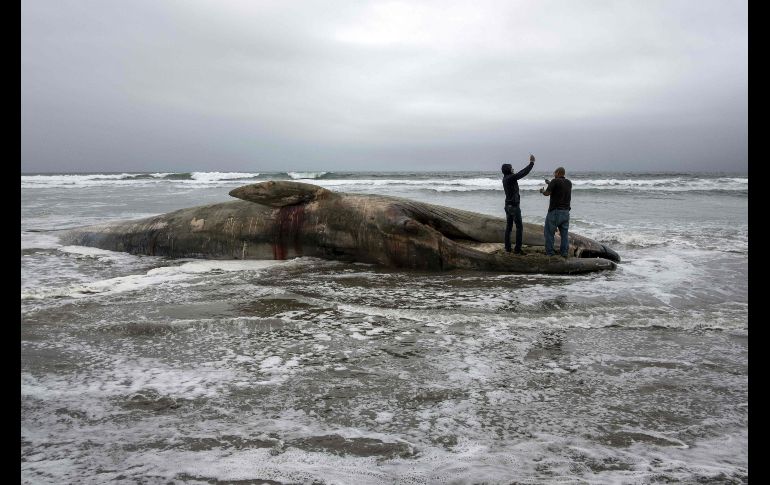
20, 308, 747, 484
21, 258, 285, 300
255, 356, 302, 385
58, 426, 742, 485
374, 411, 394, 423
57, 245, 146, 266
20, 355, 240, 427
21, 232, 62, 250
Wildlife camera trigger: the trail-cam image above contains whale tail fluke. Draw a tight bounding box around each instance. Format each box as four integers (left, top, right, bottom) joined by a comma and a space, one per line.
577, 244, 621, 263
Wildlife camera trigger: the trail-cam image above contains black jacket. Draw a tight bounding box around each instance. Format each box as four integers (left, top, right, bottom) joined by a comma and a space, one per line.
502, 161, 534, 206
545, 176, 572, 212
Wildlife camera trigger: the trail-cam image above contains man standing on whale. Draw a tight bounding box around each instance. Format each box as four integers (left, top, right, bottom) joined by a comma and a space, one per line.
501, 154, 535, 254
540, 166, 572, 258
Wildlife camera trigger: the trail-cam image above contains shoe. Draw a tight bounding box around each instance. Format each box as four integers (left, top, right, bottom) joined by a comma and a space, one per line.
513, 249, 526, 255
504, 248, 512, 253
560, 254, 568, 259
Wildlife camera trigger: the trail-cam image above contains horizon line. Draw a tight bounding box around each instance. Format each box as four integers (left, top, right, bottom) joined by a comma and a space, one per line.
20, 169, 750, 175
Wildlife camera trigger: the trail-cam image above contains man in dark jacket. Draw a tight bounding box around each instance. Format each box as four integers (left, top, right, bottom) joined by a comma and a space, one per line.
501, 154, 535, 254
539, 166, 572, 257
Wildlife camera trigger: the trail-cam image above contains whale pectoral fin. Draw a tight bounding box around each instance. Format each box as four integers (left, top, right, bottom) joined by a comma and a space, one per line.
229, 181, 334, 207
400, 201, 506, 243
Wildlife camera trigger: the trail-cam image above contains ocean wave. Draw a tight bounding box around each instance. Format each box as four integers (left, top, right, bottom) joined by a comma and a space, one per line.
22, 173, 148, 185
190, 172, 261, 182
21, 172, 259, 187
594, 232, 673, 249
286, 171, 330, 180
21, 173, 748, 192
567, 177, 748, 192
158, 172, 192, 180
307, 177, 748, 193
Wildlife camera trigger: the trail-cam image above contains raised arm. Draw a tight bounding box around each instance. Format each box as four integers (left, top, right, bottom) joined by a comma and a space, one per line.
514, 154, 535, 180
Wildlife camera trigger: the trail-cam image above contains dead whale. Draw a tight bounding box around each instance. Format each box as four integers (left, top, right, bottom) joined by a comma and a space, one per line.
60, 181, 619, 274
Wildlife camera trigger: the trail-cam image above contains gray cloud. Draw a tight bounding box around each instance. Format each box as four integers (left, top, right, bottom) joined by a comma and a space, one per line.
21, 0, 748, 173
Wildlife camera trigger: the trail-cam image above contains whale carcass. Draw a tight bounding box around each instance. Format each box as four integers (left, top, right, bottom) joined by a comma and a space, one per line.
59, 181, 620, 274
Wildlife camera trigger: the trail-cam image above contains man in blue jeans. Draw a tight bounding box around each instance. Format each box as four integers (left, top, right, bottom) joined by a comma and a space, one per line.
539, 166, 572, 257
501, 154, 535, 254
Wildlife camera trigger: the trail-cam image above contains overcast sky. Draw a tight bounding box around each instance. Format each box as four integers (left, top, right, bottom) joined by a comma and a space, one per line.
21, 0, 748, 173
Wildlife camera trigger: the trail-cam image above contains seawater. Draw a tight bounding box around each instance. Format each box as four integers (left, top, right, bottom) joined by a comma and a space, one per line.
21, 171, 748, 484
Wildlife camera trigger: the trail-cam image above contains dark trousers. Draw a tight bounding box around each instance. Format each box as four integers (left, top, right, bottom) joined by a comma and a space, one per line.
504, 204, 523, 252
